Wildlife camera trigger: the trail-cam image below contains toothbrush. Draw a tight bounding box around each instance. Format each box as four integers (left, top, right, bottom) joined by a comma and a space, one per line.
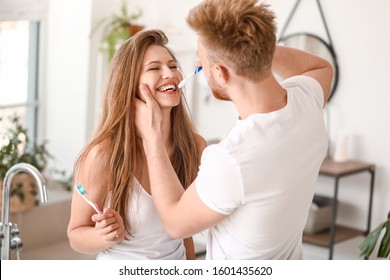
178, 66, 202, 89
75, 184, 103, 214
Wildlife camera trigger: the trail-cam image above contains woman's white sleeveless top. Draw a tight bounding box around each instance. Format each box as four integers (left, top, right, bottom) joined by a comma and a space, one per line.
97, 179, 186, 260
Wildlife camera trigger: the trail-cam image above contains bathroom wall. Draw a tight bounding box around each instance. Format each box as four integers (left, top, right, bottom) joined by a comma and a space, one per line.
42, 0, 390, 254
44, 0, 92, 174
267, 0, 390, 231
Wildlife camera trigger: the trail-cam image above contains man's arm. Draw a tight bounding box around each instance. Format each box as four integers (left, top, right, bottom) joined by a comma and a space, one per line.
135, 85, 225, 238
272, 45, 334, 105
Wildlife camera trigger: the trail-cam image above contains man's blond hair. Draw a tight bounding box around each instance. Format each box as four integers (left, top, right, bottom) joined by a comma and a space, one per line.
187, 0, 277, 81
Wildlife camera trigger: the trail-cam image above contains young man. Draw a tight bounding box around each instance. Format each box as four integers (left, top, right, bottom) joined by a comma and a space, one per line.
135, 0, 333, 259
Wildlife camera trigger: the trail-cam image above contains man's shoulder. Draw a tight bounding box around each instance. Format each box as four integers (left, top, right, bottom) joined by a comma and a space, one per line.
282, 75, 324, 108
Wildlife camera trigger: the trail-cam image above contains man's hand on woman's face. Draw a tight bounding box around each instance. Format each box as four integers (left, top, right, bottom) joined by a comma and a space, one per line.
135, 84, 163, 142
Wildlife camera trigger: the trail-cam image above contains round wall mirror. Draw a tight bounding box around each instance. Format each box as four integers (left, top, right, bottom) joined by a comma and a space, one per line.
278, 33, 339, 102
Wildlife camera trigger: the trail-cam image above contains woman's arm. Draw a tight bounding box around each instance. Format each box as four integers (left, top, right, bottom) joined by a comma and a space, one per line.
67, 145, 125, 254
184, 237, 195, 260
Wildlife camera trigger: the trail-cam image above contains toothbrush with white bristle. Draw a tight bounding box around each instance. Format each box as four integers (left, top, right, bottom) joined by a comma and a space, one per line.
178, 66, 202, 89
75, 184, 103, 214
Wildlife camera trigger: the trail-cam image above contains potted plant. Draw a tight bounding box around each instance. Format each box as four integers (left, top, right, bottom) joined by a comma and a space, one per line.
359, 211, 390, 259
92, 0, 143, 60
0, 115, 71, 213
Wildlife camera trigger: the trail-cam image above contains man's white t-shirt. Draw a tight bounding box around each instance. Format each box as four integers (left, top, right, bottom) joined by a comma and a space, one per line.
196, 76, 328, 259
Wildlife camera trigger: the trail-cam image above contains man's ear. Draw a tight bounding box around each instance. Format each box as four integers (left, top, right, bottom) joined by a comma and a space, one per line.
214, 64, 229, 84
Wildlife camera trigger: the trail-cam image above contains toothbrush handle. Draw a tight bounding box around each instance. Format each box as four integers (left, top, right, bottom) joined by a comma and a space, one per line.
92, 202, 103, 214
81, 195, 103, 214
178, 66, 203, 89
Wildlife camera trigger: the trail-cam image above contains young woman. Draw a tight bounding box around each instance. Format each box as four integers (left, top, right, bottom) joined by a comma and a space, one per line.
67, 29, 206, 260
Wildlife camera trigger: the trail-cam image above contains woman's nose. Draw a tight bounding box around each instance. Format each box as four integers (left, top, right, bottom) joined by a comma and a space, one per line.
161, 66, 174, 79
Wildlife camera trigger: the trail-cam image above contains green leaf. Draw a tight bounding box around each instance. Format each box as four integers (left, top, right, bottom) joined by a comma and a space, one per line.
359, 211, 390, 259
89, 0, 143, 61
359, 222, 384, 257
377, 212, 390, 258
0, 114, 55, 203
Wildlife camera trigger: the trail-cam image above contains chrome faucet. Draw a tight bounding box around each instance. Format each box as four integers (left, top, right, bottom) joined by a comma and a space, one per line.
1, 163, 48, 260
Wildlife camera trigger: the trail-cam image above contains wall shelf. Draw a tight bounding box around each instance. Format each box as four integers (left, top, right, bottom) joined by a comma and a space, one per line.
304, 225, 364, 247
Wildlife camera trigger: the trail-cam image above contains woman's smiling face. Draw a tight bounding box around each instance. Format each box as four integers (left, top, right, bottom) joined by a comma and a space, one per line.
139, 45, 183, 109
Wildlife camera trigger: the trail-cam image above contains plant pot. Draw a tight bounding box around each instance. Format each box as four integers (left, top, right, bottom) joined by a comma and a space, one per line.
128, 24, 143, 36
0, 173, 38, 213
104, 24, 145, 60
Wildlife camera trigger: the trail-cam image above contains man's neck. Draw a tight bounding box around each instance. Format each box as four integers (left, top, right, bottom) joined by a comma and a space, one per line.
230, 74, 287, 119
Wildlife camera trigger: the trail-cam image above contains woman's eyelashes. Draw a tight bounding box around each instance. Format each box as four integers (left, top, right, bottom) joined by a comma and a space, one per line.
146, 64, 178, 71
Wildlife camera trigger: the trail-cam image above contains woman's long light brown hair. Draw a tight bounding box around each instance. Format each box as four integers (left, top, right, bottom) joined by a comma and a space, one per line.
74, 29, 202, 235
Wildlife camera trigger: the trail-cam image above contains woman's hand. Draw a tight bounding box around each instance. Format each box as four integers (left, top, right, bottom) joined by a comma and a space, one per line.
92, 208, 125, 243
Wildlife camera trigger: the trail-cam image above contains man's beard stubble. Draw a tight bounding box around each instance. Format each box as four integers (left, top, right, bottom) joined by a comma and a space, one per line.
209, 72, 231, 101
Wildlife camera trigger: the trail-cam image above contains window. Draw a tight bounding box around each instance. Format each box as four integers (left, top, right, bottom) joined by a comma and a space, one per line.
0, 20, 40, 142
0, 0, 47, 147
